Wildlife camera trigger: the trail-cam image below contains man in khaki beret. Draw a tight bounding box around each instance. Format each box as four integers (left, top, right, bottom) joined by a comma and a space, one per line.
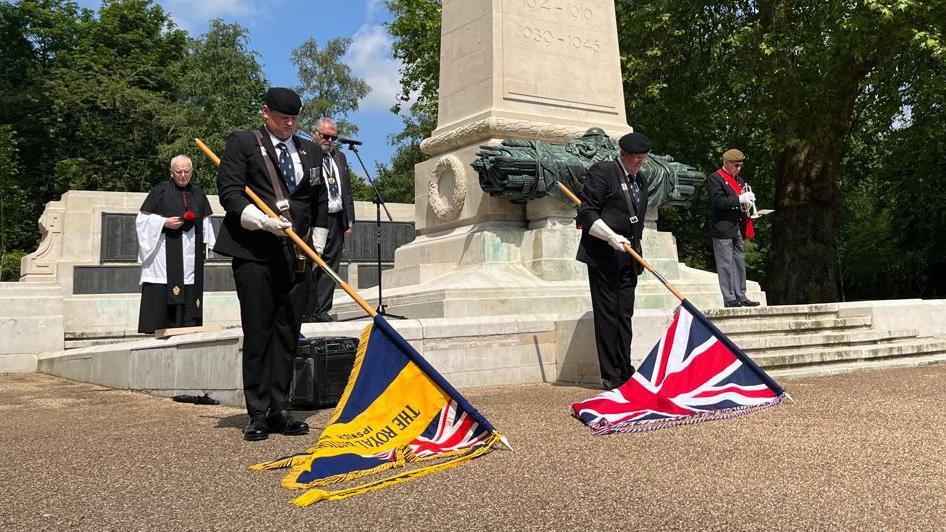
706, 148, 760, 307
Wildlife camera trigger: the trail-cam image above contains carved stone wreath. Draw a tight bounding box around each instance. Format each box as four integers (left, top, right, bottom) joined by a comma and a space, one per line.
427, 155, 467, 220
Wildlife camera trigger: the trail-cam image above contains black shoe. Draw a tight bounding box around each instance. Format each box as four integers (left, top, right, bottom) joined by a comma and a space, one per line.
267, 410, 309, 436
314, 313, 335, 323
724, 300, 741, 308
243, 414, 269, 441
738, 299, 761, 307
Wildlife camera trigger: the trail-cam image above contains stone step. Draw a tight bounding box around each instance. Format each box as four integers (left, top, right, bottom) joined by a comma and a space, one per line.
738, 328, 919, 352
718, 315, 873, 336
753, 337, 946, 369
703, 303, 842, 321
768, 352, 946, 381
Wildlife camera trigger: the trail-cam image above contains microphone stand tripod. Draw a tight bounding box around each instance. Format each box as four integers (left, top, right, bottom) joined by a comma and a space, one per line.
340, 139, 405, 319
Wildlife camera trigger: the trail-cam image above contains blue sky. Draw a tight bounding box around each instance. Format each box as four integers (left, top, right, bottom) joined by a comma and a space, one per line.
76, 0, 406, 171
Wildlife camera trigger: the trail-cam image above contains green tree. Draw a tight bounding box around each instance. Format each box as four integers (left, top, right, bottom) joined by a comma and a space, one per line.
0, 0, 89, 258
617, 0, 946, 304
381, 0, 442, 204
159, 19, 268, 191
0, 0, 188, 235
838, 61, 946, 300
48, 0, 188, 194
291, 37, 370, 135
0, 125, 29, 281
1, 1, 271, 258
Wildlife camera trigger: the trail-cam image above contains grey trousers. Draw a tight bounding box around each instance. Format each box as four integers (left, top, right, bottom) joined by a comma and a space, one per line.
713, 234, 746, 303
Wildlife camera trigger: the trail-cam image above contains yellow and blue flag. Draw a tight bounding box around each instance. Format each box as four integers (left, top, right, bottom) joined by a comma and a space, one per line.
253, 316, 504, 506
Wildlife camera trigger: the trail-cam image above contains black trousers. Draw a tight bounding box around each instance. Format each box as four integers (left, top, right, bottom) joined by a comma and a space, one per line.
232, 252, 301, 416
303, 211, 346, 320
587, 265, 638, 388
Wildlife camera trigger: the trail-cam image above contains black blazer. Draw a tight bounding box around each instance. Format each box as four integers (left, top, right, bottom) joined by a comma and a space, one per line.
329, 149, 357, 229
214, 126, 329, 261
576, 158, 649, 274
706, 170, 745, 239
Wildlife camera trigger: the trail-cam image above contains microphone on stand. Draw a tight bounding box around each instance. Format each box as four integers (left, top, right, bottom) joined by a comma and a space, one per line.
336, 137, 362, 146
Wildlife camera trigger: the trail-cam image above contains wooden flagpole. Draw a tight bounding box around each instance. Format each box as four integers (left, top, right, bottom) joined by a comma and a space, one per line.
195, 138, 377, 318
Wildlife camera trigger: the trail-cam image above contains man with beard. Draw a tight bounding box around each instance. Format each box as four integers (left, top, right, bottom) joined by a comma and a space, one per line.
301, 117, 356, 322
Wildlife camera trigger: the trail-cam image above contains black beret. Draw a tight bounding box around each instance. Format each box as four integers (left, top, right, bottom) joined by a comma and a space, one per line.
264, 87, 303, 115
618, 132, 652, 154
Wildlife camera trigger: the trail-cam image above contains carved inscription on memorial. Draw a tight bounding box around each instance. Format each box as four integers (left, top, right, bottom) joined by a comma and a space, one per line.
516, 0, 601, 54
503, 0, 622, 116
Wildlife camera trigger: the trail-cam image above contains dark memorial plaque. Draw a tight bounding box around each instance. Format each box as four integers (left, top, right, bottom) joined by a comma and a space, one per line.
83, 213, 415, 294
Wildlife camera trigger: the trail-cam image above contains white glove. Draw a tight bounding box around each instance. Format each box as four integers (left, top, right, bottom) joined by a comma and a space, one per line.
738, 191, 756, 205
589, 219, 630, 252
239, 204, 291, 236
312, 227, 329, 255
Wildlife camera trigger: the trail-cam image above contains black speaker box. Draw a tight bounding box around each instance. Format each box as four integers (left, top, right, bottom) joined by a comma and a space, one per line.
290, 336, 358, 409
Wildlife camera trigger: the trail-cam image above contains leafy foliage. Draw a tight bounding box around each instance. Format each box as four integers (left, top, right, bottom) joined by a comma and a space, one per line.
616, 0, 946, 303
379, 0, 443, 205
291, 37, 370, 135
0, 0, 268, 268
160, 19, 267, 192
0, 125, 30, 280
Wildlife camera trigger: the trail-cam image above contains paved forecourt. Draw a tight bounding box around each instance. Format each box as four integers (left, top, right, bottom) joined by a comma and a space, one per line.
1, 365, 944, 530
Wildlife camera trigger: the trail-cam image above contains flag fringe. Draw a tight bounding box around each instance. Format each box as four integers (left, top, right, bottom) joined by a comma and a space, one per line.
251, 323, 375, 472
249, 452, 310, 472
289, 432, 502, 507
589, 395, 784, 436
280, 448, 409, 490
280, 431, 498, 490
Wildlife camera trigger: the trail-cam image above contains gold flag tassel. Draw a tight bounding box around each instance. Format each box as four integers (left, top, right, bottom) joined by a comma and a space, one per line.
290, 432, 502, 507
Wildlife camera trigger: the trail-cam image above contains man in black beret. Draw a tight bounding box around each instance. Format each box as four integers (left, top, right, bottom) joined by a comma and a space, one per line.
214, 87, 329, 440
576, 131, 651, 389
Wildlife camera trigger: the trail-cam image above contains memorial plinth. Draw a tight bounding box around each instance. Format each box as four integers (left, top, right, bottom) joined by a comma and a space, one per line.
334, 0, 766, 320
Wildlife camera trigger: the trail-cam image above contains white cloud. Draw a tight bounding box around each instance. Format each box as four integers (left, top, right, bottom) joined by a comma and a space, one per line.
345, 23, 403, 112
365, 0, 386, 22
160, 0, 263, 31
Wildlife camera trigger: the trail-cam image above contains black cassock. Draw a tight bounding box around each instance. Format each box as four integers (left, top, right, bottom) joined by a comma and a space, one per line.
137, 181, 213, 334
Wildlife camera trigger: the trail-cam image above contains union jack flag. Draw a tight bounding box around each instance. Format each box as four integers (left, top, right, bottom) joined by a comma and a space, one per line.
572, 299, 785, 435
411, 400, 491, 458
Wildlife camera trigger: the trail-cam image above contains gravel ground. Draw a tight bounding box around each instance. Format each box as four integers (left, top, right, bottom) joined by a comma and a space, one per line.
1, 365, 945, 531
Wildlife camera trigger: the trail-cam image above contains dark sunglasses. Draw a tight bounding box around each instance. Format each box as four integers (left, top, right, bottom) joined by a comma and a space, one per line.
316, 132, 338, 141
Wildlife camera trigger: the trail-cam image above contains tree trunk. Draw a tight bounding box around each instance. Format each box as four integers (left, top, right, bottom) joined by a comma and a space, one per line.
767, 58, 872, 305
767, 140, 842, 304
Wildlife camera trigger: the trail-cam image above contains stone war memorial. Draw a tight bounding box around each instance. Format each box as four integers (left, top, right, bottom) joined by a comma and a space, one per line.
3, 0, 946, 404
